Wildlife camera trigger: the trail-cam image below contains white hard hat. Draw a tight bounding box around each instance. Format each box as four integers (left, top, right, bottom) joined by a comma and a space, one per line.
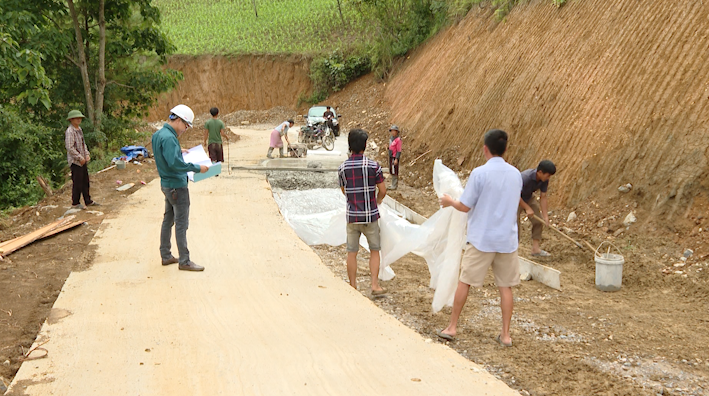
169, 104, 195, 126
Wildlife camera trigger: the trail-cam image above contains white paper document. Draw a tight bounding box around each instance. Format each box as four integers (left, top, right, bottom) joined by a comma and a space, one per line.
182, 145, 221, 182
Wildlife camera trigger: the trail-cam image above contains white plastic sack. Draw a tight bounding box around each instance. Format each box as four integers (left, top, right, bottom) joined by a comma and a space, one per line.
273, 189, 396, 280
272, 159, 468, 311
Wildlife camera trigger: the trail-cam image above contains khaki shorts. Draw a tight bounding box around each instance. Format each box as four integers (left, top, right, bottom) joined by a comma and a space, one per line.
346, 222, 381, 252
459, 243, 520, 288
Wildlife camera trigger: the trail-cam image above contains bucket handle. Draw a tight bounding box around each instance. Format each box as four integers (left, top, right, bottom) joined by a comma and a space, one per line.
594, 241, 622, 259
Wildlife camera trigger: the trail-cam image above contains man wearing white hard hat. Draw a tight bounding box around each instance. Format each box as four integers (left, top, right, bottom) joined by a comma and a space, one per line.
151, 105, 208, 271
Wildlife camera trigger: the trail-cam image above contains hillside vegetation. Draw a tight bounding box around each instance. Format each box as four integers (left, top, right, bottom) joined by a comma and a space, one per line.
154, 0, 368, 54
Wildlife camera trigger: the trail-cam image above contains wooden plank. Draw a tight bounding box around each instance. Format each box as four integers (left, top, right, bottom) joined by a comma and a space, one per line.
36, 221, 84, 240
0, 216, 75, 255
382, 196, 427, 225
0, 218, 65, 249
519, 257, 561, 291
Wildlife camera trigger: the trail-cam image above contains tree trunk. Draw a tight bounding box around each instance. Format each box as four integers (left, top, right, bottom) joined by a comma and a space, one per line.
67, 0, 95, 125
252, 0, 258, 17
336, 0, 345, 25
94, 0, 106, 134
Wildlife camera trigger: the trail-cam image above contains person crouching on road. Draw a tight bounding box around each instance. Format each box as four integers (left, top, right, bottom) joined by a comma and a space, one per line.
203, 107, 229, 163
152, 104, 209, 272
338, 129, 387, 296
518, 160, 557, 257
388, 125, 402, 190
267, 119, 294, 159
65, 110, 100, 209
437, 129, 522, 347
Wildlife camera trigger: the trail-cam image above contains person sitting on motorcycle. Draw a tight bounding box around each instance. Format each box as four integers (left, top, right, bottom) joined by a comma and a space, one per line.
323, 106, 335, 130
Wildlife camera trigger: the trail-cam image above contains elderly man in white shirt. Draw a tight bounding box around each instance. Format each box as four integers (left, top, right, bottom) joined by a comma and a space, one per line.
437, 129, 522, 347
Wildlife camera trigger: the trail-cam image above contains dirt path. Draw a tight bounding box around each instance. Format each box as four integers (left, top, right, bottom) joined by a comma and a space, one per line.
6, 134, 516, 395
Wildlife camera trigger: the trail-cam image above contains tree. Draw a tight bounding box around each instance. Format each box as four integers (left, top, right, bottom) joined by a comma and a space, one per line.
336, 0, 345, 24
65, 0, 179, 135
0, 0, 181, 209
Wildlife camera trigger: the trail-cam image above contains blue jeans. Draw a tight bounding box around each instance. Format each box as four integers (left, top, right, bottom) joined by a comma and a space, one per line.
160, 187, 191, 265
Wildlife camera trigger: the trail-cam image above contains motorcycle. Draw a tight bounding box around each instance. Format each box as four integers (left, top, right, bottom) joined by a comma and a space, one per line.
298, 122, 335, 151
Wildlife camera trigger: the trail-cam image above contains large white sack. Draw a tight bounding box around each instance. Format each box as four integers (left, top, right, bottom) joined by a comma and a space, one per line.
421, 160, 467, 312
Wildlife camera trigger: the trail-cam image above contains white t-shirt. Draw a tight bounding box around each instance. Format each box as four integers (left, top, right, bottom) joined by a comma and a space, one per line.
459, 157, 522, 253
275, 121, 290, 136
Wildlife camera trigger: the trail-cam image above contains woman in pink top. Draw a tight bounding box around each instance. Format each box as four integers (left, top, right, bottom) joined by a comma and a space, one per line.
267, 120, 294, 159
388, 125, 402, 190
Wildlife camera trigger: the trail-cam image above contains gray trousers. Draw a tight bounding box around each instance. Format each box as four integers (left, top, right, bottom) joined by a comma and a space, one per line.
160, 186, 191, 265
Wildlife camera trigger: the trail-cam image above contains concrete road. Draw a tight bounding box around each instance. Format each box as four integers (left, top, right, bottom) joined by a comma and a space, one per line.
8, 132, 516, 395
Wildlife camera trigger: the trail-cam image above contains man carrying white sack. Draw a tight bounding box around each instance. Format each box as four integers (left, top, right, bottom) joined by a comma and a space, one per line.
436, 129, 522, 347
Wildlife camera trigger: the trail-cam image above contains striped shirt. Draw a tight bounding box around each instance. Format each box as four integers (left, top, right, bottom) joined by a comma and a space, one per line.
338, 154, 385, 224
65, 125, 89, 166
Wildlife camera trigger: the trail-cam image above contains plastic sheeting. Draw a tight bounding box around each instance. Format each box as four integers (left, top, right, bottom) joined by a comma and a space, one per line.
273, 159, 468, 312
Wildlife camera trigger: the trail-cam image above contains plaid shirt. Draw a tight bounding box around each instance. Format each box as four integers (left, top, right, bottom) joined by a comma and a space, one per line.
65, 125, 89, 166
338, 154, 385, 224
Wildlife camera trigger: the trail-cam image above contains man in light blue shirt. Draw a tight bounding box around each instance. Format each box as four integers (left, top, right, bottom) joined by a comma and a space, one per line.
437, 129, 522, 347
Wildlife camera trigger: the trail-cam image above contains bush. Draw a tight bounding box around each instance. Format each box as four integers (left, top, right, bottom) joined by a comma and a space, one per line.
307, 51, 372, 103
0, 106, 62, 208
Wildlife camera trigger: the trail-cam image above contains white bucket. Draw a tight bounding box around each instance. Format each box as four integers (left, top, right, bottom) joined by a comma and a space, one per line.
594, 242, 624, 292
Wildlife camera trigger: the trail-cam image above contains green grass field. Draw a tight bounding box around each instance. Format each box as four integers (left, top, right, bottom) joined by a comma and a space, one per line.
154, 0, 370, 55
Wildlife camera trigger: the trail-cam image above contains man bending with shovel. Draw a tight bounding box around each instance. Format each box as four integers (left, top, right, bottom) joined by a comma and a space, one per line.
518, 160, 556, 257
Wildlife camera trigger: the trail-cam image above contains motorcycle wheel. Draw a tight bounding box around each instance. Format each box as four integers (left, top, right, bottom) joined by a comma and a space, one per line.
323, 135, 335, 151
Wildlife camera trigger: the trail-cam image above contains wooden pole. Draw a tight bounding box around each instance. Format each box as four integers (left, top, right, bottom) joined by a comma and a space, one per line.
532, 215, 585, 249
36, 176, 53, 197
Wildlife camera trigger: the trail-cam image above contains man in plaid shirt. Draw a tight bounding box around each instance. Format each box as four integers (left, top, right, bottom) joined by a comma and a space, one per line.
338, 129, 387, 295
65, 110, 99, 209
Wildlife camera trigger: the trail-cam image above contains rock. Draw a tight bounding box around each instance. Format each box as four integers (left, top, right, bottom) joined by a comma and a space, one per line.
680, 257, 687, 262
623, 212, 637, 227
63, 208, 83, 216
2, 360, 9, 366
567, 212, 577, 222
520, 272, 532, 281
674, 263, 686, 267
240, 121, 250, 125
683, 249, 693, 258
306, 162, 323, 169
613, 228, 624, 237
618, 185, 631, 193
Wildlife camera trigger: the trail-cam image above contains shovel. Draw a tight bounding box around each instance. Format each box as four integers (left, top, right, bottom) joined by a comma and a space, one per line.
532, 215, 585, 250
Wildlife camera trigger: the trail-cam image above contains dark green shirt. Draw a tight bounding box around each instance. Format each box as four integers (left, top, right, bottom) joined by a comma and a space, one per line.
204, 118, 225, 145
151, 123, 201, 188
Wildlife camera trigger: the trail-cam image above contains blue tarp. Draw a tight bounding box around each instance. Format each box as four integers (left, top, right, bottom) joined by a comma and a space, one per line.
113, 146, 149, 163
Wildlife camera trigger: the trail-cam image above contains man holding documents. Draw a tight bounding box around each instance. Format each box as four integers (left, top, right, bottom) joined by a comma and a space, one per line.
152, 104, 208, 272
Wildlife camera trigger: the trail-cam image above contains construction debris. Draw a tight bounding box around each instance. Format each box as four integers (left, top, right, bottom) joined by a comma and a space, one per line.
623, 212, 637, 227
0, 216, 84, 257
116, 183, 135, 192
618, 183, 633, 193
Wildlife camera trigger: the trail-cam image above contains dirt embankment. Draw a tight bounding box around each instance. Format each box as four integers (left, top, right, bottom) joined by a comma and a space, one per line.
385, 0, 709, 216
149, 55, 312, 120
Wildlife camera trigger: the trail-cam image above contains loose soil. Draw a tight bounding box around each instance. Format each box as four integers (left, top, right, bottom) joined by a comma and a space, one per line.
288, 72, 709, 394
0, 160, 160, 390
148, 55, 311, 121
